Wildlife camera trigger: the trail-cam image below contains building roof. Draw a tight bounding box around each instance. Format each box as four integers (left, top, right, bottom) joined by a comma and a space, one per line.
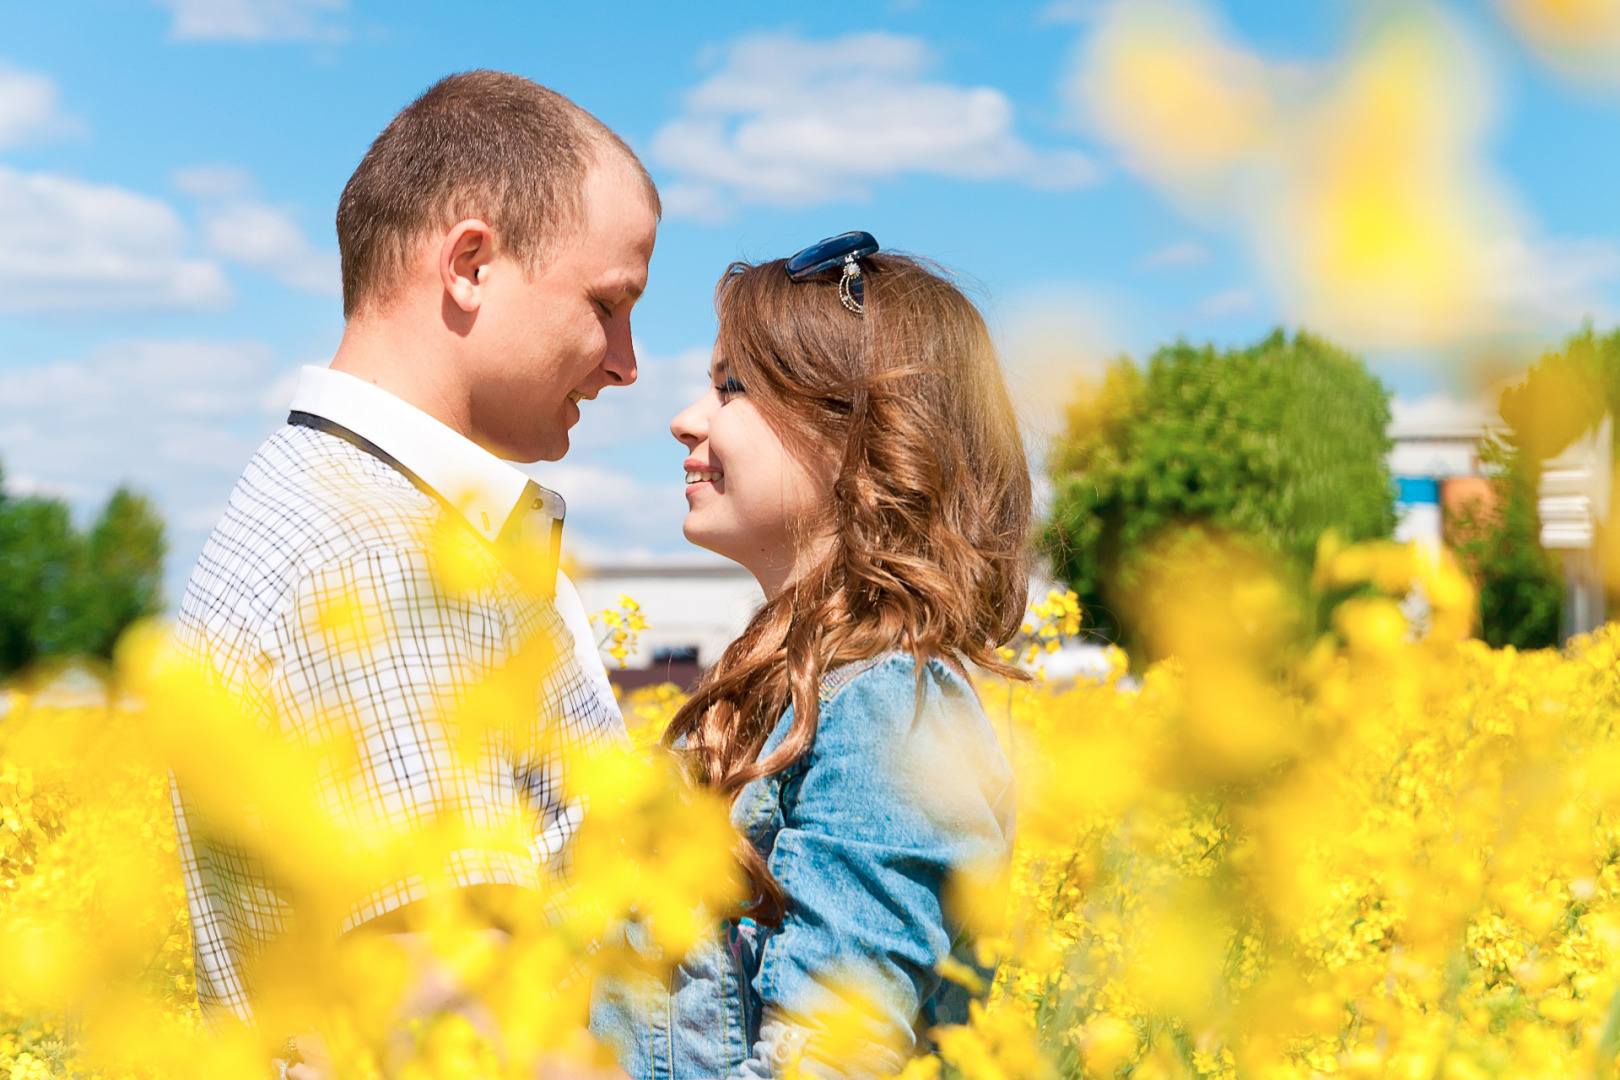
1387, 394, 1501, 442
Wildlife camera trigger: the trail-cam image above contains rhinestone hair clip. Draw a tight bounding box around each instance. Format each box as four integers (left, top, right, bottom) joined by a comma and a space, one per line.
785, 231, 880, 314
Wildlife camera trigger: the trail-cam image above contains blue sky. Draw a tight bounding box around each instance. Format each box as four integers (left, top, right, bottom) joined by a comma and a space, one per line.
3, 0, 1619, 591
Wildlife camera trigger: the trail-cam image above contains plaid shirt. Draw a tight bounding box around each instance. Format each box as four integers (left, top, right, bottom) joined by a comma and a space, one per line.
171, 365, 626, 1024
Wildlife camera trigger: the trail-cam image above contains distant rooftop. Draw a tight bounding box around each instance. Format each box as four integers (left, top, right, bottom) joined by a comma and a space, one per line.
1388, 394, 1501, 441
570, 557, 753, 580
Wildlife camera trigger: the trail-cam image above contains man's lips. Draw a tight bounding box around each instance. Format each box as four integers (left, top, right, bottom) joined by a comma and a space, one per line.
564, 390, 596, 426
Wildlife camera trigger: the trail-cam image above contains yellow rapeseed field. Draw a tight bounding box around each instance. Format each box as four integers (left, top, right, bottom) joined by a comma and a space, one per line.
4, 535, 1620, 1079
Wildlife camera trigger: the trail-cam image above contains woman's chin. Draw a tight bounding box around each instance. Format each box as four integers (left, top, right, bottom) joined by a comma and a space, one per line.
682, 522, 751, 572
681, 519, 724, 555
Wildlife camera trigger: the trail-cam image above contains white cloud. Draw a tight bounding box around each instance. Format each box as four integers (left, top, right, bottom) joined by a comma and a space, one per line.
0, 65, 76, 149
993, 283, 1129, 449
652, 31, 1097, 218
0, 339, 707, 597
522, 460, 691, 562
0, 166, 230, 311
155, 0, 346, 42
1196, 285, 1255, 316
519, 344, 710, 560
172, 163, 253, 198
0, 340, 300, 591
1068, 0, 1619, 350
175, 164, 341, 295
1483, 235, 1620, 326
1137, 240, 1210, 269
201, 200, 339, 294
260, 366, 302, 414
562, 344, 712, 454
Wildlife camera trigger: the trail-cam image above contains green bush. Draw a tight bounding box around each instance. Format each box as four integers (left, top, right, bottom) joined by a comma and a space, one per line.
1041, 328, 1395, 659
0, 466, 166, 677
1447, 441, 1562, 650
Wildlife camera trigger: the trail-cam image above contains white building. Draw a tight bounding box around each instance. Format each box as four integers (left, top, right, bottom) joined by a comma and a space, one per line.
570, 558, 1125, 687
1538, 415, 1612, 639
569, 559, 763, 675
1386, 394, 1499, 547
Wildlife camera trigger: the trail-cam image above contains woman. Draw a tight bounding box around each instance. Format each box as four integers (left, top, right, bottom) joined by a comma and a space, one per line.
591, 233, 1030, 1079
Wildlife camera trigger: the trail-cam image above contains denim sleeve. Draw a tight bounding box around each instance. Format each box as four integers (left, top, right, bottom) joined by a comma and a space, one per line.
736, 658, 1014, 1079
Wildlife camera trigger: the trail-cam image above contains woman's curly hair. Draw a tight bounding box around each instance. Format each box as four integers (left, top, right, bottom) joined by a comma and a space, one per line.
663, 253, 1032, 924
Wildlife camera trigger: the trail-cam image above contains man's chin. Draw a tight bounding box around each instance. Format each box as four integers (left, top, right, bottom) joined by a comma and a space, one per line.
519, 428, 569, 464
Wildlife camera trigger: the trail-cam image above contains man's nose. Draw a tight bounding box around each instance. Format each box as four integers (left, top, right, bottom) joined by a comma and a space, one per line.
603, 317, 638, 387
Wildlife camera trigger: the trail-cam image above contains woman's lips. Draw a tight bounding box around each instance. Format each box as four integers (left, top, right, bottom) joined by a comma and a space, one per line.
684, 465, 721, 496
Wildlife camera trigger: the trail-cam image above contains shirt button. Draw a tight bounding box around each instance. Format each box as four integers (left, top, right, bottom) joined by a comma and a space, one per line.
772, 1029, 805, 1064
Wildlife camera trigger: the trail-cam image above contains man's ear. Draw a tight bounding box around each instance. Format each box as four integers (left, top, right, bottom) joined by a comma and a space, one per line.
440, 219, 495, 313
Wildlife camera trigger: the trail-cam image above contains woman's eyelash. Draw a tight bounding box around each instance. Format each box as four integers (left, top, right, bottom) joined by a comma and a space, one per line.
717, 378, 746, 397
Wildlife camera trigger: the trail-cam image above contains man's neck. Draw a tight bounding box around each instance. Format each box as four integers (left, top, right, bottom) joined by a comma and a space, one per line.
330, 312, 474, 443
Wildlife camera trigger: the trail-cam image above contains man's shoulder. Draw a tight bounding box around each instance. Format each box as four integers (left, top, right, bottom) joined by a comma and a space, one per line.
212, 422, 440, 560
177, 424, 446, 648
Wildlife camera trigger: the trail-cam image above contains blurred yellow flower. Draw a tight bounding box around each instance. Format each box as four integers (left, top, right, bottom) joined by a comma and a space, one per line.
6, 539, 1620, 1080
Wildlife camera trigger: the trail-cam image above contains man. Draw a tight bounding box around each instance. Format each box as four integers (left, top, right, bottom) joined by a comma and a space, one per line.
170, 70, 659, 1034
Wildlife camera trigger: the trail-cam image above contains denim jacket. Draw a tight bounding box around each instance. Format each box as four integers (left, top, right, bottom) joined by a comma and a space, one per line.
589, 652, 1016, 1079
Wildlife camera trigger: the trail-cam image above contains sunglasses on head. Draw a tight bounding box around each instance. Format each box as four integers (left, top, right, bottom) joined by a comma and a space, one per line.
786, 231, 879, 314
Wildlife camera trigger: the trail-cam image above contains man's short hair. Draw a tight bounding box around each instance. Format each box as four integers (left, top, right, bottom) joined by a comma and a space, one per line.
336, 70, 660, 318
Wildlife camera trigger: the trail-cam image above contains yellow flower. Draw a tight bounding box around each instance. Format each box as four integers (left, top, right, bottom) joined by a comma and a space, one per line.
14, 550, 1620, 1080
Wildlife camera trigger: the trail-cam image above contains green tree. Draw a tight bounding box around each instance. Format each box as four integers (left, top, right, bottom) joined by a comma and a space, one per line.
1041, 329, 1395, 658
1454, 325, 1620, 648
76, 488, 167, 660
0, 464, 166, 677
0, 486, 81, 674
1448, 441, 1562, 650
1499, 326, 1620, 463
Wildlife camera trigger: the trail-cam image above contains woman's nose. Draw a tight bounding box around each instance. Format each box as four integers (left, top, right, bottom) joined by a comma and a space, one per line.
671, 394, 712, 448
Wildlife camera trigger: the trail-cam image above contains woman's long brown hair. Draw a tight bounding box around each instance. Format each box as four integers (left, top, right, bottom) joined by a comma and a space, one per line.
663, 253, 1032, 925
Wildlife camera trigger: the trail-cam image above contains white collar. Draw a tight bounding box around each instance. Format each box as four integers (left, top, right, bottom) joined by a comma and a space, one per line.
287, 365, 536, 542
